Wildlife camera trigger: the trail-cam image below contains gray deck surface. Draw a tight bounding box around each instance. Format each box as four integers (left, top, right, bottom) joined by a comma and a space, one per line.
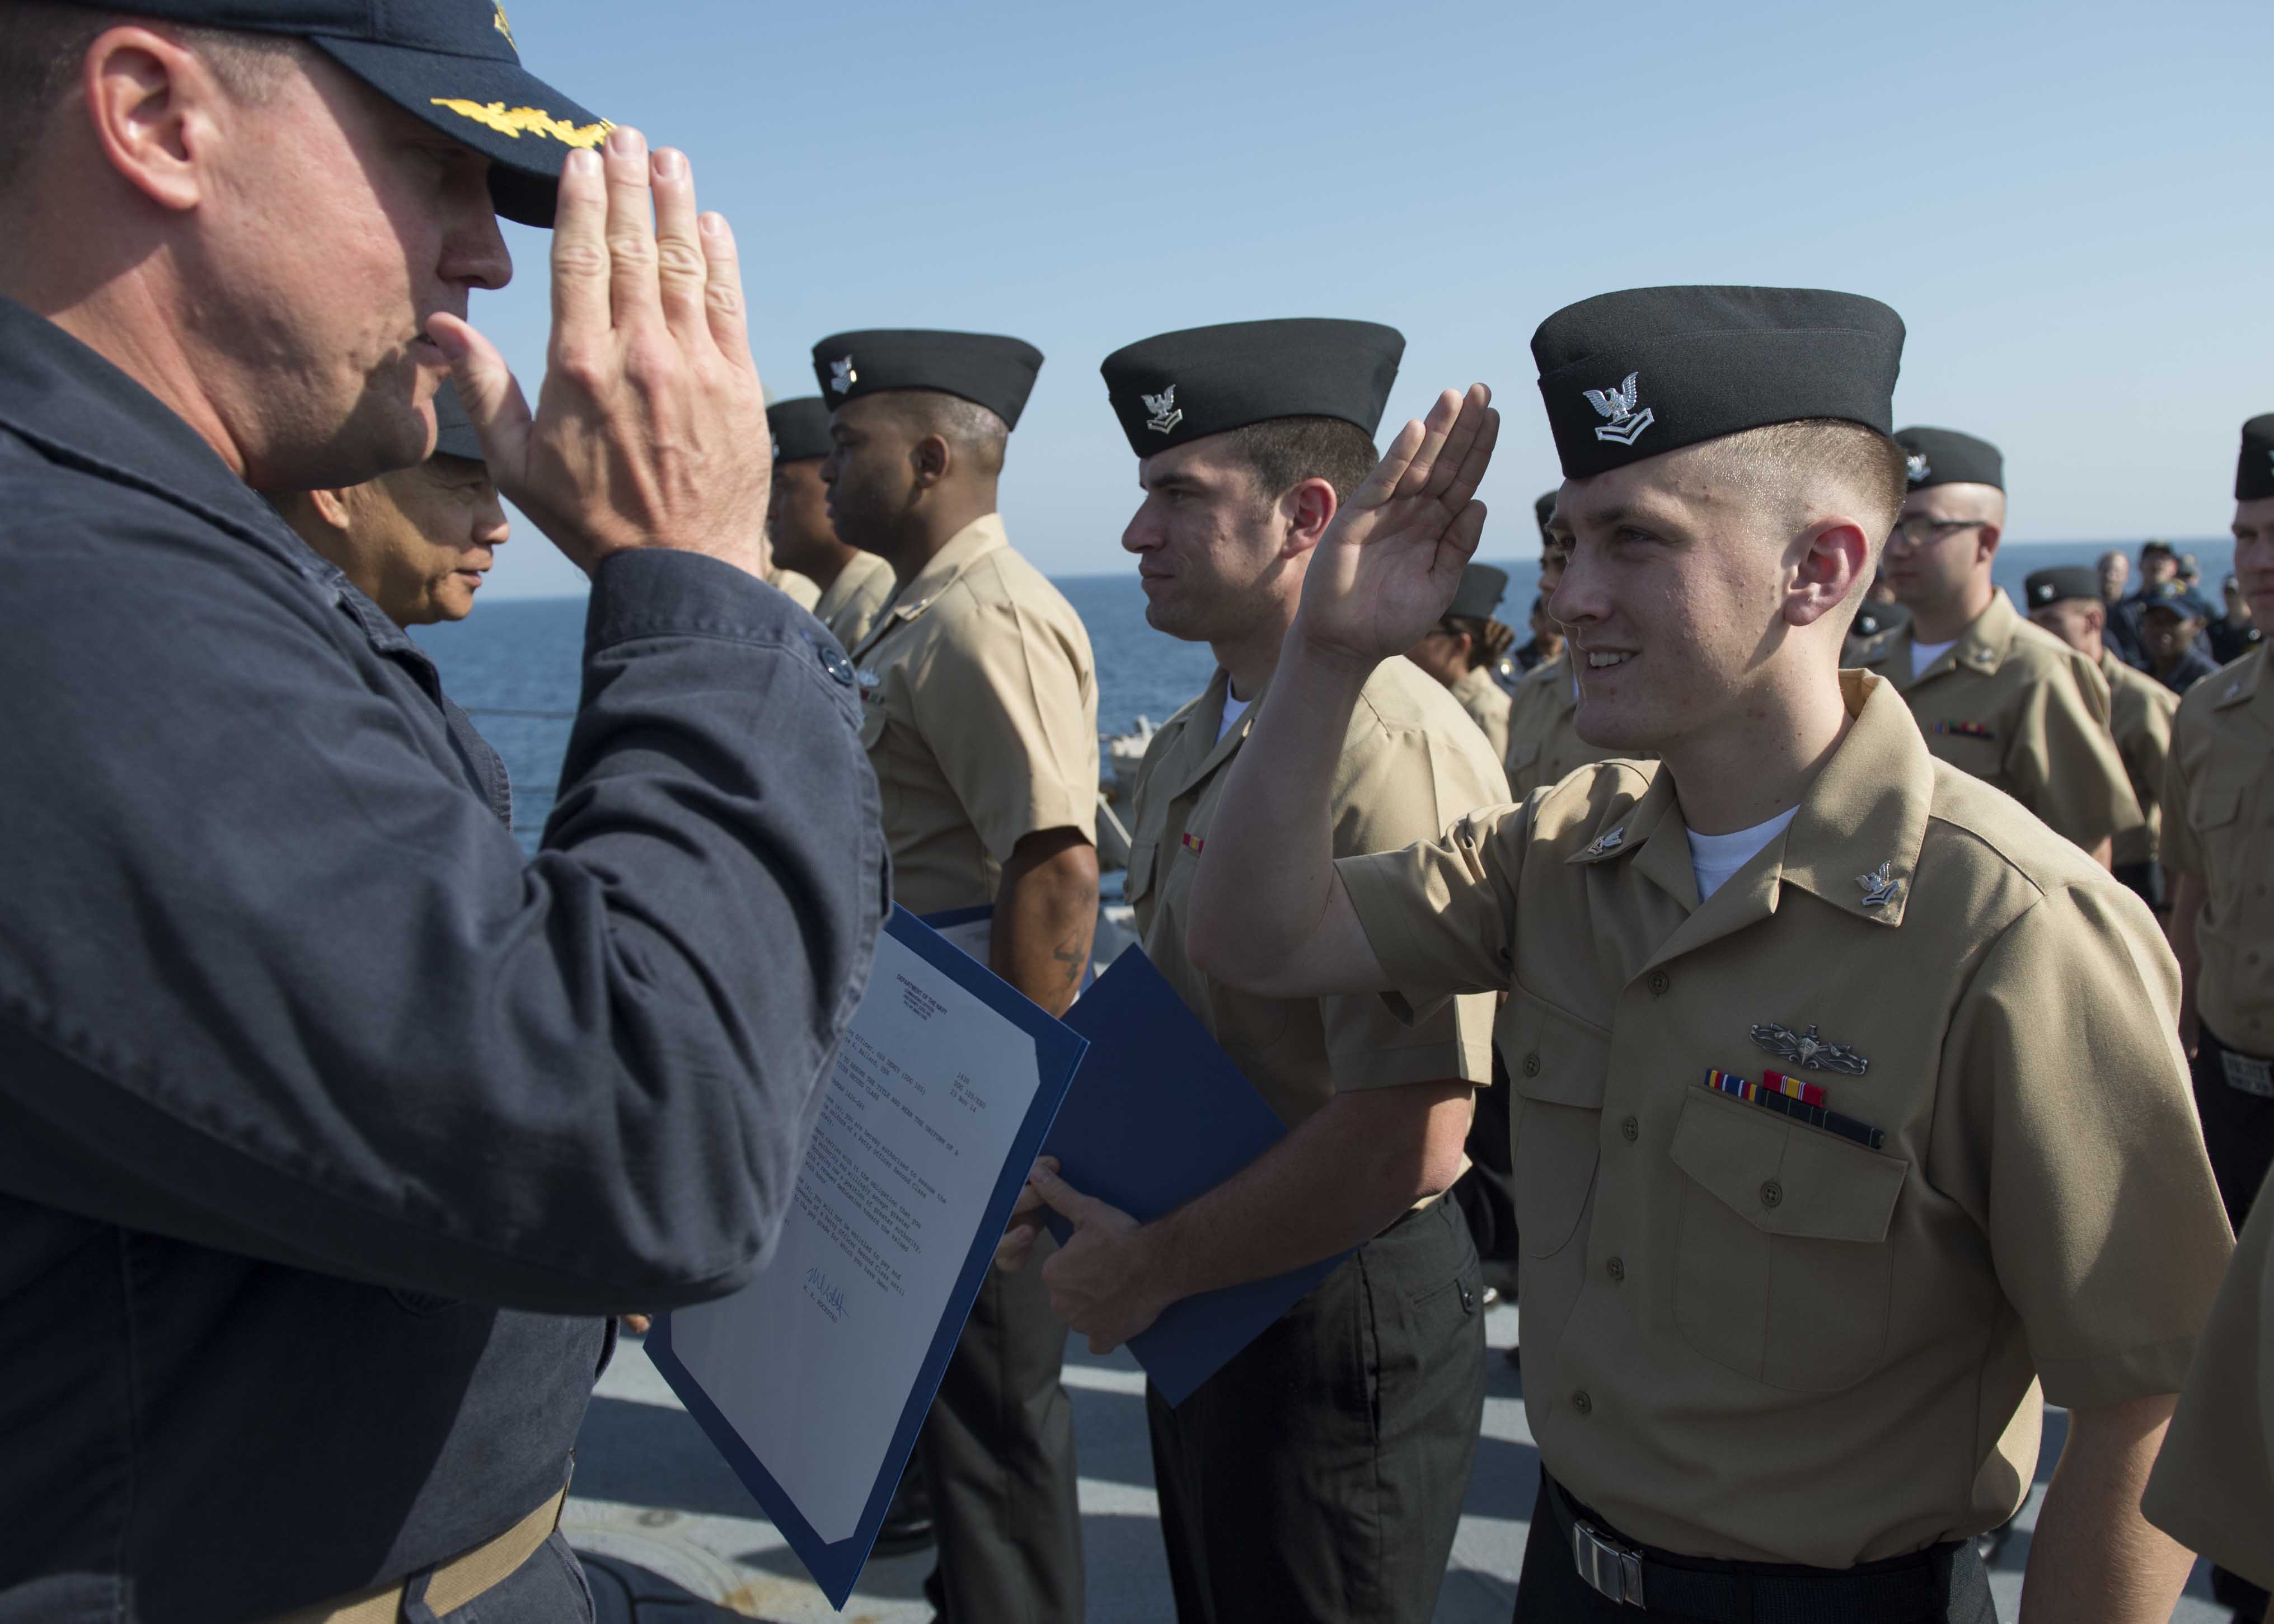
564, 1306, 2229, 1622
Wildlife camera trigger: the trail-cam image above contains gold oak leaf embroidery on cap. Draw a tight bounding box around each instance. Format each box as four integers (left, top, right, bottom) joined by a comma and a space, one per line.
429, 100, 614, 147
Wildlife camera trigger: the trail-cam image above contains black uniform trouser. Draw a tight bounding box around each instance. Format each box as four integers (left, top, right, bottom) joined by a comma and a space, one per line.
2194, 1023, 2274, 1233
2112, 859, 2163, 914
1514, 1473, 1995, 1623
1145, 1196, 1485, 1624
919, 1251, 1085, 1623
1452, 1050, 1520, 1263
2195, 1025, 2274, 1621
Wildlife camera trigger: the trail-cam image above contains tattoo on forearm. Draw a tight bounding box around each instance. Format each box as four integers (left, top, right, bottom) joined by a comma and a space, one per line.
1052, 931, 1086, 989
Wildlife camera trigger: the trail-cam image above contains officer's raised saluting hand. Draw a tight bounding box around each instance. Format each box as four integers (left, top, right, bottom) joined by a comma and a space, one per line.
427, 129, 771, 581
1294, 383, 1498, 670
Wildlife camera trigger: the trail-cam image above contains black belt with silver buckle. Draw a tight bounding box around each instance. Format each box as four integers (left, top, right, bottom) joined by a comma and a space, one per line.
1543, 1473, 1961, 1621
1572, 1514, 1647, 1607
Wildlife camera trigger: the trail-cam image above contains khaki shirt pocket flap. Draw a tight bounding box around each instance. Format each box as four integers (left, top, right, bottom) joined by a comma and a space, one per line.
1124, 838, 1159, 907
1506, 994, 1609, 1110
1669, 1088, 1907, 1243
2189, 780, 2243, 832
1506, 994, 1610, 1260
1507, 730, 1542, 769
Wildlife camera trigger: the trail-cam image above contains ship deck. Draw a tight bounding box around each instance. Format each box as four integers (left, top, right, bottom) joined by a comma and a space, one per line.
562, 1304, 2229, 1621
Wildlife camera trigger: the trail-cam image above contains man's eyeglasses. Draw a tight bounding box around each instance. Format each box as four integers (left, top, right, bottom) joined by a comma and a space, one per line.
1888, 517, 1987, 548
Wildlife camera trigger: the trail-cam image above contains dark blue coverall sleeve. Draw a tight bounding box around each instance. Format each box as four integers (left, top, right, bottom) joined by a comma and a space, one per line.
0, 472, 886, 1315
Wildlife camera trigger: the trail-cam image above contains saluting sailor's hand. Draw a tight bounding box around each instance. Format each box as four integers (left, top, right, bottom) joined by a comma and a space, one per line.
428, 128, 771, 580
1295, 384, 1498, 668
1029, 1165, 1173, 1355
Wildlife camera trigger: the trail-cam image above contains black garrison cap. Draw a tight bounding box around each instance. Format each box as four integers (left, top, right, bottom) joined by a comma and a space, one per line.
1896, 427, 2004, 492
767, 397, 833, 463
46, 0, 608, 226
2239, 414, 2274, 501
1535, 490, 1559, 542
812, 331, 1044, 430
430, 381, 483, 462
1447, 564, 1508, 623
1098, 319, 1402, 458
2024, 566, 2099, 610
1531, 287, 1903, 480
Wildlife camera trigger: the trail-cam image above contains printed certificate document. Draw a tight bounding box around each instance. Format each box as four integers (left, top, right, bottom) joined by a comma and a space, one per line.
648, 906, 1086, 1607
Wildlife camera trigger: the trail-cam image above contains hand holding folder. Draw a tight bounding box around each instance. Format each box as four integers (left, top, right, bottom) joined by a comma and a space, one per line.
1031, 946, 1347, 1406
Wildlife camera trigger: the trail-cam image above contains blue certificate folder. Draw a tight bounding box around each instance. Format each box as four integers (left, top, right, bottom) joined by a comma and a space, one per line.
1047, 946, 1345, 1407
645, 905, 1087, 1610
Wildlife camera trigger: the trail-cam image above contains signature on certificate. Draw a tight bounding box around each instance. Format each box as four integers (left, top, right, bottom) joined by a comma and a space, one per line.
803, 1266, 850, 1323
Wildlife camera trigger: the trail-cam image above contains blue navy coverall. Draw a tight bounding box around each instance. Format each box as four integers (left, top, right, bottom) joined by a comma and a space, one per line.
0, 299, 886, 1623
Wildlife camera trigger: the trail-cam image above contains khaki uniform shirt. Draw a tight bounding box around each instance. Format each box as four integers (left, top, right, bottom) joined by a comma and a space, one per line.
767, 566, 822, 612
1448, 664, 1512, 762
814, 549, 895, 653
1848, 589, 2141, 854
1338, 672, 2230, 1566
2143, 1158, 2274, 1590
2162, 645, 2274, 1054
849, 515, 1098, 917
2100, 649, 2177, 870
1504, 650, 1639, 799
1126, 660, 1503, 1130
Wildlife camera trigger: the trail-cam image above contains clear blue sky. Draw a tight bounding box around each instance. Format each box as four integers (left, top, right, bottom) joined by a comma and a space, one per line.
469, 0, 2272, 598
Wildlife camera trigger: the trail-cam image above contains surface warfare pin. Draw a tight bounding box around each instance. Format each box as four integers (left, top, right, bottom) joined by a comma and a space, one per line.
1749, 1020, 1869, 1076
1583, 373, 1654, 446
1143, 386, 1183, 435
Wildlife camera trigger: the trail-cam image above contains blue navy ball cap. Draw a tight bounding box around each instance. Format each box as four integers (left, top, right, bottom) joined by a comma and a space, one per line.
45, 0, 608, 227
2140, 580, 2212, 619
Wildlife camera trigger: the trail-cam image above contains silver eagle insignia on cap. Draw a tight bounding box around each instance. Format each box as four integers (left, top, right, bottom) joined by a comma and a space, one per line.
1142, 386, 1183, 435
829, 356, 856, 396
1906, 453, 1930, 485
1750, 1021, 1869, 1076
1583, 373, 1654, 446
1855, 861, 1903, 908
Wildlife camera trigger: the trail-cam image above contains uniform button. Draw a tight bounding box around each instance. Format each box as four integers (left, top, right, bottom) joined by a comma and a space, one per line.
1621, 1115, 1639, 1143
1522, 1053, 1541, 1078
1572, 1390, 1593, 1416
1606, 1257, 1626, 1283
812, 637, 857, 687
1760, 1180, 1784, 1209
1648, 971, 1670, 996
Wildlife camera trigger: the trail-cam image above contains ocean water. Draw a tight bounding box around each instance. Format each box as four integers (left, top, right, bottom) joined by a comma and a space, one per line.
413, 539, 2237, 852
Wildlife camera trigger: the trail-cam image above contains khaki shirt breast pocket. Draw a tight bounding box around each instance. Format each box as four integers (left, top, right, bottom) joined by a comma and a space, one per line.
1668, 1086, 1909, 1392
1503, 993, 1609, 1260
2187, 778, 2245, 890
